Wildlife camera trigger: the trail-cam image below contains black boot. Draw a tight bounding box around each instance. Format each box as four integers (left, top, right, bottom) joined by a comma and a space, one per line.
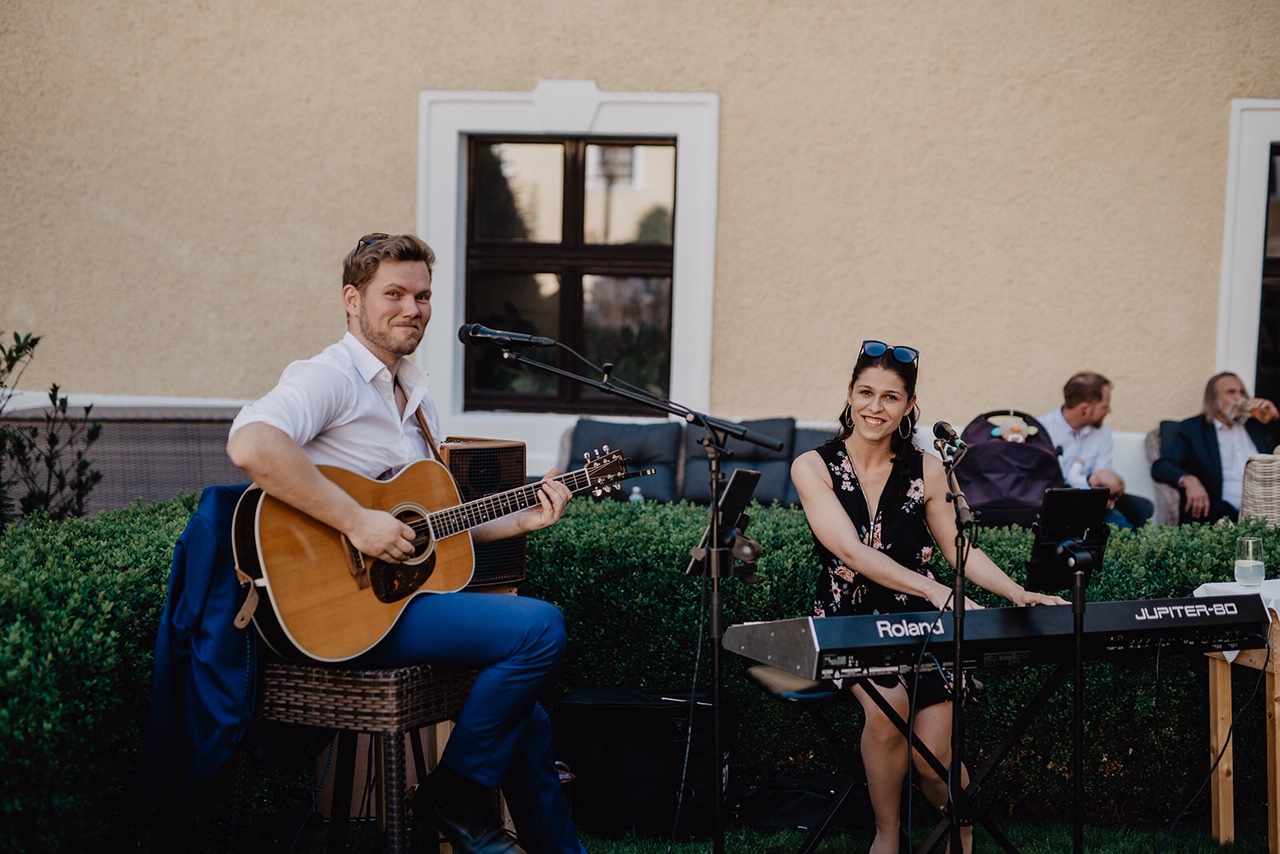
415, 763, 525, 854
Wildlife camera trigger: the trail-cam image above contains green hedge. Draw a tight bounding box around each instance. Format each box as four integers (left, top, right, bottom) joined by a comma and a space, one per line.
1, 496, 197, 852
1, 495, 1275, 850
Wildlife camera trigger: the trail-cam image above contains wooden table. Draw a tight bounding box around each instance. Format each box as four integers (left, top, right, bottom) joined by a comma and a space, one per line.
1207, 609, 1280, 850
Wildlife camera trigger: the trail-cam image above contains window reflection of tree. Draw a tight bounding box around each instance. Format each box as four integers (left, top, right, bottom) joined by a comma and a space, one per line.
583, 275, 672, 399
472, 293, 557, 396
470, 148, 554, 394
473, 146, 529, 240
636, 206, 672, 245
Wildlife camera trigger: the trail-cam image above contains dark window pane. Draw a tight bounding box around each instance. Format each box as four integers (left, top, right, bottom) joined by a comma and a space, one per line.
1254, 145, 1280, 402
465, 135, 675, 415
584, 144, 675, 245
1268, 151, 1280, 260
581, 274, 672, 398
474, 143, 563, 242
467, 271, 561, 396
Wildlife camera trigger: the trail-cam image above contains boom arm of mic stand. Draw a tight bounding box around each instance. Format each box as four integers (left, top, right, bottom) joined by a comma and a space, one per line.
497, 348, 692, 419
692, 413, 785, 452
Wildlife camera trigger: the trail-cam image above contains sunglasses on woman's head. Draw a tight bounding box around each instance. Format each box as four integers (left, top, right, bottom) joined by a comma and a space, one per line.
860, 340, 919, 365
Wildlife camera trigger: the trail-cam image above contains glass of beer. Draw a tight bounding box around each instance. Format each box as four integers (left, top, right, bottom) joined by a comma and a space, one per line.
1228, 397, 1275, 423
1235, 537, 1265, 588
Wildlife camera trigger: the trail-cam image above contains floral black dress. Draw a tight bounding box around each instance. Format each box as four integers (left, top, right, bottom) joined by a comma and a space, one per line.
809, 440, 965, 706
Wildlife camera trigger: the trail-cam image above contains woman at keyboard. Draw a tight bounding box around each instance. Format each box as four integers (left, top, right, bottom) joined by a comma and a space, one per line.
790, 339, 1066, 853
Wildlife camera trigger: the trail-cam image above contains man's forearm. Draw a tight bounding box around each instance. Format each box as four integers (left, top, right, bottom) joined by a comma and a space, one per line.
227, 422, 364, 534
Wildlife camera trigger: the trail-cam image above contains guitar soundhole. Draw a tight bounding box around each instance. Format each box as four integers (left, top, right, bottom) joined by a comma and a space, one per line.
391, 505, 433, 565
369, 504, 435, 603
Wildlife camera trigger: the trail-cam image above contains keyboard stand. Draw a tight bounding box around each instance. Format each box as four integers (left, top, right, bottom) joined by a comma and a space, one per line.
860, 664, 1071, 854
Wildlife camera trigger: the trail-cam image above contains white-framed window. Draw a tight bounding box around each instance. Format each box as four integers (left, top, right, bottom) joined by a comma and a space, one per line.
418, 80, 719, 472
1218, 99, 1280, 393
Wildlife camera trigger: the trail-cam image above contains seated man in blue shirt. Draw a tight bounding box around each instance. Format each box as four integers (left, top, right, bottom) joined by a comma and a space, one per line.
1039, 372, 1153, 528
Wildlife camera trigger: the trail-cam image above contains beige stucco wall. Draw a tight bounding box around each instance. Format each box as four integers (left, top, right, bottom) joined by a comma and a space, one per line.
3, 0, 1280, 436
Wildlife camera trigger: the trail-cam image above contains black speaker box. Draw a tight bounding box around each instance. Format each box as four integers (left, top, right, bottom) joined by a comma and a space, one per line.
439, 437, 527, 588
552, 686, 722, 839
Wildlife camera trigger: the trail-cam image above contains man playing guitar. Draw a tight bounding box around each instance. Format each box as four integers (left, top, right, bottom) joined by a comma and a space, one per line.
227, 232, 583, 854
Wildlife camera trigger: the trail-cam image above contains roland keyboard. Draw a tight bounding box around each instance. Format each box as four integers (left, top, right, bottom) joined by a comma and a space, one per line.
722, 594, 1270, 680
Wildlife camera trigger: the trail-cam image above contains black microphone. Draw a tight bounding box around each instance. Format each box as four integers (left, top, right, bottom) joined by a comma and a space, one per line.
457, 324, 557, 348
933, 420, 966, 450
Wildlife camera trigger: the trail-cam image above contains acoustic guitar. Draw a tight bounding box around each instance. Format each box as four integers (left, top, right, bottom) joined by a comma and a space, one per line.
232, 448, 643, 662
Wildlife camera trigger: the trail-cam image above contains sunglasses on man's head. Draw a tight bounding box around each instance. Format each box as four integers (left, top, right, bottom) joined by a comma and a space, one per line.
860, 340, 919, 365
353, 232, 390, 255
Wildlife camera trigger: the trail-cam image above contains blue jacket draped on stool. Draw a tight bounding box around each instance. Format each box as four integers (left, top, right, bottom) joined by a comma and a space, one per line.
144, 483, 258, 795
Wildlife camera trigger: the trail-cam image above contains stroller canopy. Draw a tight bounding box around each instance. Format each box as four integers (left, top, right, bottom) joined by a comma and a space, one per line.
952, 410, 1065, 528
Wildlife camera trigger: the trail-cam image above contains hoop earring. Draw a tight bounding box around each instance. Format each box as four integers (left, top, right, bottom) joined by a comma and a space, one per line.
898, 405, 918, 440
840, 404, 853, 430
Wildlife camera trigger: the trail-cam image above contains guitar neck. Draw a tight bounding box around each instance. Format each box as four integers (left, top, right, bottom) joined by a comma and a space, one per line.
427, 468, 592, 538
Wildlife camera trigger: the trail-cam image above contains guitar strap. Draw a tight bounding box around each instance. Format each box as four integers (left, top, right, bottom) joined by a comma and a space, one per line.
233, 566, 259, 628
396, 373, 442, 460
414, 406, 441, 461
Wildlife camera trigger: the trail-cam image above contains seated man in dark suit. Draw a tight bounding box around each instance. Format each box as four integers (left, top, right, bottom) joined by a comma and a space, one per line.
1151, 371, 1280, 523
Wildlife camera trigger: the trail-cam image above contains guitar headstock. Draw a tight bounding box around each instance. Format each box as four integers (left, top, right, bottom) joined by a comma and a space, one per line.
581, 446, 631, 496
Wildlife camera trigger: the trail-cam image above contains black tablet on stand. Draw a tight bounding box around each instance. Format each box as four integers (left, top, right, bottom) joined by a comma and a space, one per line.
1025, 487, 1111, 593
685, 468, 762, 577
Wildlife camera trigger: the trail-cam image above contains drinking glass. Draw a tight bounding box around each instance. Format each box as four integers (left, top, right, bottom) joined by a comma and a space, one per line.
1235, 537, 1265, 588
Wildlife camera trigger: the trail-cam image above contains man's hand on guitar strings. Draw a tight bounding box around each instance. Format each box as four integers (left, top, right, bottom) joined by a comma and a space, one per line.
349, 506, 418, 563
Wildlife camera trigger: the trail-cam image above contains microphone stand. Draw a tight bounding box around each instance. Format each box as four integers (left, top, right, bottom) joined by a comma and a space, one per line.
1056, 540, 1093, 854
490, 346, 782, 854
935, 439, 974, 854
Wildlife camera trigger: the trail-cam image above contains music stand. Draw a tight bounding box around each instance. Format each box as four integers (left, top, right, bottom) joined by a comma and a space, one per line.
1025, 486, 1111, 854
686, 468, 763, 577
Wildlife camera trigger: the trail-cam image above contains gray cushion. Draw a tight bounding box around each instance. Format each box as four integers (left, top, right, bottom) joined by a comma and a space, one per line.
783, 427, 838, 506
569, 419, 683, 503
683, 418, 796, 505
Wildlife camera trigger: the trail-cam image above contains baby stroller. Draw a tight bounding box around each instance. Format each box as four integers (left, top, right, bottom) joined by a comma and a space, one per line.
951, 410, 1066, 528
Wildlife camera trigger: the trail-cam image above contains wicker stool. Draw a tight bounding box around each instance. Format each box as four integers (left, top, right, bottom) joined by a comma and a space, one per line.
233, 659, 476, 854
746, 665, 867, 853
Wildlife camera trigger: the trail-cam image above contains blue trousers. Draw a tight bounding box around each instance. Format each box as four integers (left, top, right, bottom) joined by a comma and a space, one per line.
354, 592, 585, 854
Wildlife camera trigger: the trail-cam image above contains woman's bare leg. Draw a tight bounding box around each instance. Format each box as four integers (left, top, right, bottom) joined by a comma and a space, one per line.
851, 681, 911, 854
909, 701, 972, 854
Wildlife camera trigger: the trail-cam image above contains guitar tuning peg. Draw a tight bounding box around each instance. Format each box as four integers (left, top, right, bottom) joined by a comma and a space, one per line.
602, 444, 611, 453
591, 487, 603, 497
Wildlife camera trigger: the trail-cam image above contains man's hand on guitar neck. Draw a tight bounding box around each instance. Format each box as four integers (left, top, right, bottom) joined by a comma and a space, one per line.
473, 469, 572, 544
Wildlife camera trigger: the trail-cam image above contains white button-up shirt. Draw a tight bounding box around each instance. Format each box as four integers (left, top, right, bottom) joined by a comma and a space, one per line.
1215, 418, 1256, 511
230, 332, 441, 479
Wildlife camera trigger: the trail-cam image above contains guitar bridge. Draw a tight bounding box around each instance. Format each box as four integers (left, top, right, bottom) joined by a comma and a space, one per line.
344, 538, 372, 590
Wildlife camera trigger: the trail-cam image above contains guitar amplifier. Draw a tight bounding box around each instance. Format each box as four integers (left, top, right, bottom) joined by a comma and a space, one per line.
439, 437, 527, 588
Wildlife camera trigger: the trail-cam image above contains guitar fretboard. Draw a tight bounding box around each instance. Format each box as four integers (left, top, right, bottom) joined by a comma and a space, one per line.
427, 467, 597, 538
